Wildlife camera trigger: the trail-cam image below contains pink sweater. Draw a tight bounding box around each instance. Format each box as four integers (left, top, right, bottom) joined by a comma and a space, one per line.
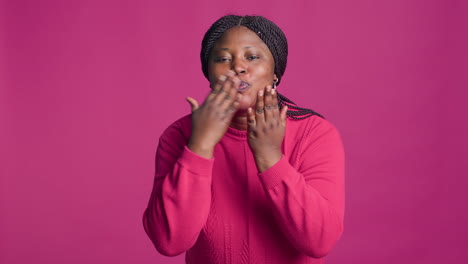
143, 114, 345, 264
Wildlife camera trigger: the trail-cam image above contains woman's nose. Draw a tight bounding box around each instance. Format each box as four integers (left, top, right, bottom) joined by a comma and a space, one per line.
231, 58, 247, 75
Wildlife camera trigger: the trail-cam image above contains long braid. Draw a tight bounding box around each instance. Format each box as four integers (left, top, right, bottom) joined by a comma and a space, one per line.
201, 15, 324, 120
277, 92, 324, 119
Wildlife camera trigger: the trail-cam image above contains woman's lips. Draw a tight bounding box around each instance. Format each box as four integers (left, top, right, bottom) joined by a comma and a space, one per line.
238, 80, 251, 92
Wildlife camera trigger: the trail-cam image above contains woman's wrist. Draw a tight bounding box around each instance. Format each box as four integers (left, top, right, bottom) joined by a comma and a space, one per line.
187, 140, 215, 159
254, 150, 282, 173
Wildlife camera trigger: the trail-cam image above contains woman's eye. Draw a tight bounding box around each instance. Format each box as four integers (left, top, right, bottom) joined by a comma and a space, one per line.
247, 55, 260, 60
215, 57, 231, 62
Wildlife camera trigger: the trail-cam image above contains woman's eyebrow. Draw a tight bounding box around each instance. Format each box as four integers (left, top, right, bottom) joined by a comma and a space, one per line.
216, 46, 256, 51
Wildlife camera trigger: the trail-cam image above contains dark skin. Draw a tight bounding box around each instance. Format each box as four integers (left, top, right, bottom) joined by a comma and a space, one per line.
186, 26, 288, 172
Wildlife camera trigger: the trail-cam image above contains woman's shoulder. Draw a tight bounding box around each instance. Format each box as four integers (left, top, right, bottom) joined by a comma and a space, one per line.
286, 114, 341, 139
285, 114, 343, 156
285, 115, 344, 163
159, 114, 192, 142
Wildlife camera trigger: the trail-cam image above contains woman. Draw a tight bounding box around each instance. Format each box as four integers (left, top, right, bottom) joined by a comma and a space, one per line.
143, 15, 345, 264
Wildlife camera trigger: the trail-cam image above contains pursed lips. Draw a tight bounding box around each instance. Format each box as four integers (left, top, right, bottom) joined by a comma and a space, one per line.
237, 80, 251, 92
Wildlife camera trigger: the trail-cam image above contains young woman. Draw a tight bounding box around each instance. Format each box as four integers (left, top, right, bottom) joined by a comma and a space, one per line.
143, 15, 345, 264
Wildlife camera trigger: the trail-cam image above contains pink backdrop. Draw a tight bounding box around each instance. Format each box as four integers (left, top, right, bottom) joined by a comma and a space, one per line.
2, 0, 468, 263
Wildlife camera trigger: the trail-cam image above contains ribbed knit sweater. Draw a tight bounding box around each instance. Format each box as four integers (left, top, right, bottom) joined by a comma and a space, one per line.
143, 114, 345, 264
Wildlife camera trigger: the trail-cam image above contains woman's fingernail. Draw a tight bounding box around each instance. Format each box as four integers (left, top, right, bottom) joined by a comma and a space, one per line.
259, 90, 264, 96
271, 88, 276, 95
219, 75, 227, 82
266, 86, 271, 92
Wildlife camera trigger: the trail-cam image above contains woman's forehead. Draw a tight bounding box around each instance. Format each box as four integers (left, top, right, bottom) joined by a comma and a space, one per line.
214, 26, 268, 50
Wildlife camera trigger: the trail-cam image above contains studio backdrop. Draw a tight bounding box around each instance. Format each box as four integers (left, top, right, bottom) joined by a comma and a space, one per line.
2, 0, 467, 263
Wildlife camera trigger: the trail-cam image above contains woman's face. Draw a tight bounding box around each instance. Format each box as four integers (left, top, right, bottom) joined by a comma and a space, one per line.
207, 26, 277, 110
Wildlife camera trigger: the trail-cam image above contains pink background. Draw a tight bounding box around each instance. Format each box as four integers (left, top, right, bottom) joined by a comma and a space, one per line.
2, 0, 468, 263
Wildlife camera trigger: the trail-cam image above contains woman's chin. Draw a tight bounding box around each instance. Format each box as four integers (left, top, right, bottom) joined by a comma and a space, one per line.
237, 95, 253, 111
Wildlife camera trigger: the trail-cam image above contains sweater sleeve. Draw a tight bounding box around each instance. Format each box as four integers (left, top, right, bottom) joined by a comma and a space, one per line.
258, 119, 345, 258
142, 121, 214, 256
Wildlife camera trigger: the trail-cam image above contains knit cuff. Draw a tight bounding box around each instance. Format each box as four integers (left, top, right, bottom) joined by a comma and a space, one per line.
178, 145, 215, 177
258, 156, 295, 190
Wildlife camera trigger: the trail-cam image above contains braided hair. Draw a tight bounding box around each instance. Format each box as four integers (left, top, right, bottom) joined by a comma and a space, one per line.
200, 15, 324, 120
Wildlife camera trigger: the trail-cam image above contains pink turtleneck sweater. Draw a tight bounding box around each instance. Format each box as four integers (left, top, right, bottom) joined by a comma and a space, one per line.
143, 114, 345, 264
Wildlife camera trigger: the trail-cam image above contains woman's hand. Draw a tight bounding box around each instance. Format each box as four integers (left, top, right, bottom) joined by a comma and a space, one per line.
186, 72, 242, 159
247, 86, 288, 172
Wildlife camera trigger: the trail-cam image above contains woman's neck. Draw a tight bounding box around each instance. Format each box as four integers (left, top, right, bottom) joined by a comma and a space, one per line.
229, 111, 249, 131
